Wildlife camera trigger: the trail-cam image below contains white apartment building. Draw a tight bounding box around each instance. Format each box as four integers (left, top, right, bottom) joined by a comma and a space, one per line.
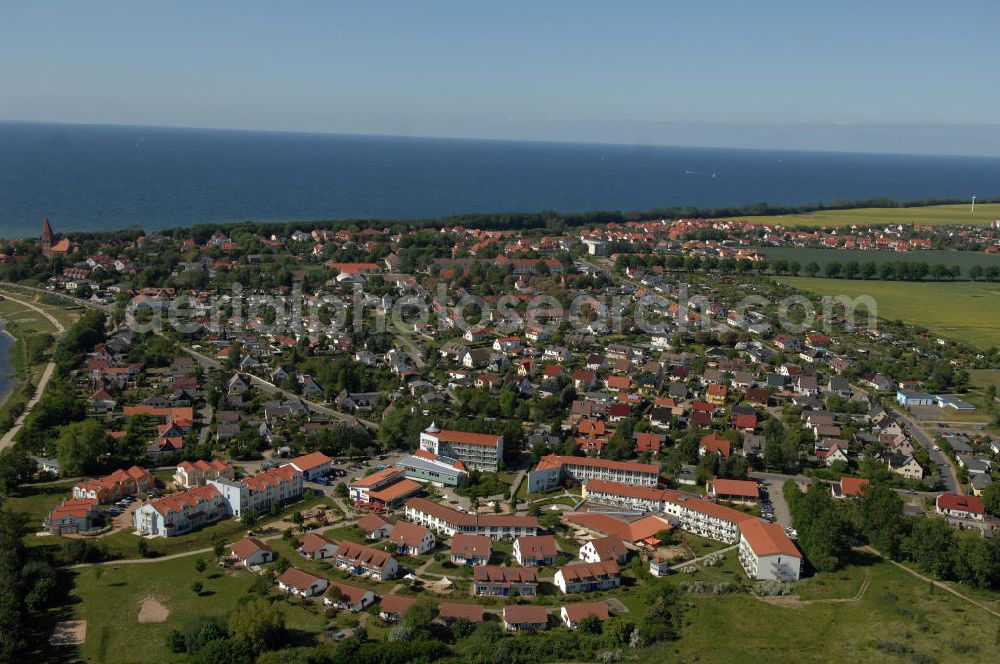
527, 455, 659, 493
738, 520, 802, 581
404, 497, 538, 540
583, 479, 754, 544
208, 465, 303, 518
419, 424, 503, 472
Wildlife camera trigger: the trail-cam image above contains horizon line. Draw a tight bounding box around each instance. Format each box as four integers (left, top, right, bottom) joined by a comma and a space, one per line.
4, 117, 1000, 162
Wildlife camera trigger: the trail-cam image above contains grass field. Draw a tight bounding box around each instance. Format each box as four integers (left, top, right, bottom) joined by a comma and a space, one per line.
0, 298, 59, 335
729, 202, 1000, 227
758, 246, 1000, 278
63, 556, 328, 663
0, 287, 81, 331
58, 548, 1000, 663
777, 277, 1000, 349
6, 482, 78, 532
659, 560, 1000, 663
971, 369, 1000, 392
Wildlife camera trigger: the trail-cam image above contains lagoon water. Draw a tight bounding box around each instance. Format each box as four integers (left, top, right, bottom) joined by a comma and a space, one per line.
2, 121, 1000, 238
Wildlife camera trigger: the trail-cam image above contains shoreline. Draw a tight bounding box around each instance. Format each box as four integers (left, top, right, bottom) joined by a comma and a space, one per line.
3, 196, 999, 243
0, 321, 21, 412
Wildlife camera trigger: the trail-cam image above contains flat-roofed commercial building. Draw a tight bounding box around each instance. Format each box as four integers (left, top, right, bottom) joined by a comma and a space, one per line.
395, 451, 469, 487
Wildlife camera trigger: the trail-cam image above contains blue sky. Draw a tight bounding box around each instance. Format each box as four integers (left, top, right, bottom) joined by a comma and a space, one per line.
3, 1, 1000, 155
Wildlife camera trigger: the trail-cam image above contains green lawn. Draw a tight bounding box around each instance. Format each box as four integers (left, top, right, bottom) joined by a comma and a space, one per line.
0, 288, 82, 332
971, 369, 1000, 393
728, 202, 1000, 227
62, 556, 328, 663
0, 298, 59, 335
6, 482, 77, 533
52, 538, 1000, 663
680, 532, 735, 558
653, 560, 1000, 663
777, 277, 1000, 349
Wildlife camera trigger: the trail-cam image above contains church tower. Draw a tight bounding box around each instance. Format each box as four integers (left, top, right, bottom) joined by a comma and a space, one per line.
41, 218, 54, 257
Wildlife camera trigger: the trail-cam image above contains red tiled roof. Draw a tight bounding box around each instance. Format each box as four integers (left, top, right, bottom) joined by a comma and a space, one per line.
430, 430, 502, 448
535, 454, 659, 475
380, 594, 417, 615
357, 513, 392, 532
326, 581, 371, 604
278, 567, 325, 590
556, 560, 620, 582
146, 484, 222, 517
739, 520, 801, 558
351, 467, 406, 488
585, 535, 628, 561
936, 493, 984, 514
368, 478, 423, 504
710, 479, 759, 499
335, 541, 394, 570
503, 605, 548, 624
473, 565, 537, 583
515, 535, 559, 558
287, 451, 331, 472
451, 534, 491, 558
439, 602, 484, 622
562, 512, 671, 543
700, 433, 732, 458
562, 601, 610, 622
299, 532, 336, 554
388, 520, 431, 547
839, 477, 869, 497
231, 537, 272, 559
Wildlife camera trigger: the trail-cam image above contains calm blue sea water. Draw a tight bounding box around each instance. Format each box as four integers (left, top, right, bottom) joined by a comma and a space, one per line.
2, 122, 1000, 239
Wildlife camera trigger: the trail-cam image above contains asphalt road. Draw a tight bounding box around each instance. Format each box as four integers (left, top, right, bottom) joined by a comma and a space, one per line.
892, 406, 960, 493
749, 471, 799, 528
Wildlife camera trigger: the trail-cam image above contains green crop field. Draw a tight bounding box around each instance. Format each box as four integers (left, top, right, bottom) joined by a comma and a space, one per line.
758, 246, 1000, 278
727, 202, 1000, 227
777, 277, 1000, 349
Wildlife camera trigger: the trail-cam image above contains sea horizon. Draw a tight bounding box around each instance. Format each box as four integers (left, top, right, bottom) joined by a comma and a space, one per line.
2, 120, 1000, 240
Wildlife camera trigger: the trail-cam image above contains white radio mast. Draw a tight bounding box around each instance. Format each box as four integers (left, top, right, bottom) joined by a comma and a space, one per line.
971, 195, 976, 213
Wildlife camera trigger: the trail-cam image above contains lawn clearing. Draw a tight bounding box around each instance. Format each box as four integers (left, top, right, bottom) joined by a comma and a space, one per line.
652, 559, 1000, 664
726, 202, 1000, 227
777, 277, 1000, 349
65, 555, 327, 663
7, 481, 77, 533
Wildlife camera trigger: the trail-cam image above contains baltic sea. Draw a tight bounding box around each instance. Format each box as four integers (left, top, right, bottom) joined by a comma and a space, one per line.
2, 121, 1000, 239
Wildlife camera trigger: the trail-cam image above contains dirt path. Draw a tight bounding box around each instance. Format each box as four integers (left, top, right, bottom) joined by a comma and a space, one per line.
0, 293, 65, 450
861, 546, 1000, 619
753, 568, 871, 608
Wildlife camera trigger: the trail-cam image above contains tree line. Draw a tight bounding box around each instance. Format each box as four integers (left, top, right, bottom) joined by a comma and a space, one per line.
784, 481, 1000, 588
11, 195, 997, 245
